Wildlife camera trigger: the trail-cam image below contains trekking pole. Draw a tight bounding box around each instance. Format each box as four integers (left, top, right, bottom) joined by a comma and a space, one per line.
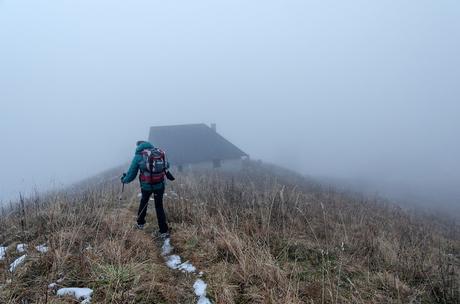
118, 183, 124, 201
119, 174, 126, 201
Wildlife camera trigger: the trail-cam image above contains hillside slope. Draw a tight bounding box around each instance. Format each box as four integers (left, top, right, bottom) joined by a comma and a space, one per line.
1, 161, 459, 303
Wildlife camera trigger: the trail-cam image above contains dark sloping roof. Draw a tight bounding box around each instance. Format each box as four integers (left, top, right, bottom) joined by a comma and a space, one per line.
148, 123, 248, 165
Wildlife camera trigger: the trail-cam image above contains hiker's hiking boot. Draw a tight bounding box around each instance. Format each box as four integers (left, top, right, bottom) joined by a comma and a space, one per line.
160, 232, 170, 240
153, 231, 170, 240
134, 223, 145, 230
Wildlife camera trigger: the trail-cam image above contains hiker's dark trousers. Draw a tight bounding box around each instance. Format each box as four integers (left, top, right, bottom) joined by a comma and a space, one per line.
138, 188, 168, 233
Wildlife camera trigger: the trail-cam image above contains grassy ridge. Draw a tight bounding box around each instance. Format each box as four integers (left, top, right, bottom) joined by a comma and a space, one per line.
1, 161, 459, 303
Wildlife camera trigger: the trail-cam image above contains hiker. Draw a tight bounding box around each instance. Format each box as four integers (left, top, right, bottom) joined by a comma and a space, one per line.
121, 141, 174, 237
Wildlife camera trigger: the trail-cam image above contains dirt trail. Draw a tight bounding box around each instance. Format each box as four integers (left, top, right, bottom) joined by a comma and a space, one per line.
118, 194, 209, 303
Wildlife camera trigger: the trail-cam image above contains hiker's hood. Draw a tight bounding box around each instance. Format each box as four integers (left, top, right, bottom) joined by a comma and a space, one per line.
135, 141, 154, 154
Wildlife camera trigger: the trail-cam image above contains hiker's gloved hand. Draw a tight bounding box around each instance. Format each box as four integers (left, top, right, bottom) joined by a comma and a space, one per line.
166, 171, 175, 181
121, 173, 127, 183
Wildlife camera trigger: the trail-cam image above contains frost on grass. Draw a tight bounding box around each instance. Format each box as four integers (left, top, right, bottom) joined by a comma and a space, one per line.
57, 287, 93, 303
194, 279, 211, 304
36, 244, 49, 253
9, 255, 26, 272
16, 243, 27, 253
0, 246, 6, 260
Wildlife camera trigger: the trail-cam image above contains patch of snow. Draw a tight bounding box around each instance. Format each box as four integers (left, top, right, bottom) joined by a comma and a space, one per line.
165, 191, 179, 198
36, 244, 48, 253
9, 254, 27, 272
194, 279, 211, 304
57, 277, 65, 283
165, 255, 182, 269
0, 246, 6, 260
57, 287, 93, 303
48, 283, 57, 289
161, 238, 174, 256
198, 296, 212, 304
162, 238, 196, 272
193, 279, 207, 297
160, 234, 211, 303
178, 261, 196, 273
16, 243, 27, 253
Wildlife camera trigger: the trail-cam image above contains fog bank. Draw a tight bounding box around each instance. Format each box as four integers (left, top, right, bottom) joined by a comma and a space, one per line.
1, 0, 459, 213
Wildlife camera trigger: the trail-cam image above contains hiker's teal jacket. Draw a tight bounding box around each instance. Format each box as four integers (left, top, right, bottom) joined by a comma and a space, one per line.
122, 141, 167, 191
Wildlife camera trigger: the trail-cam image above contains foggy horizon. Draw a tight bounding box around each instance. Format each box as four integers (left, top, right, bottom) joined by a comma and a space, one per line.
1, 1, 459, 214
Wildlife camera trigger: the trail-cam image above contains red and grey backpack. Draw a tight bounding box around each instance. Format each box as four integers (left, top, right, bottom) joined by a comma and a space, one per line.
138, 147, 167, 184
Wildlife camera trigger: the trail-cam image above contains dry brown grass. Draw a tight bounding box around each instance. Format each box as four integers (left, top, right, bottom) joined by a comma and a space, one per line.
1, 161, 459, 303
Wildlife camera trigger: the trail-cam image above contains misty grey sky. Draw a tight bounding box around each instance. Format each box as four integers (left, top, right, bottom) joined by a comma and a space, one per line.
1, 0, 459, 208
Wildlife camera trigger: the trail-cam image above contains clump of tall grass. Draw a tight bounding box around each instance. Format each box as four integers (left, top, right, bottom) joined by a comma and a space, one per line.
166, 161, 460, 303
